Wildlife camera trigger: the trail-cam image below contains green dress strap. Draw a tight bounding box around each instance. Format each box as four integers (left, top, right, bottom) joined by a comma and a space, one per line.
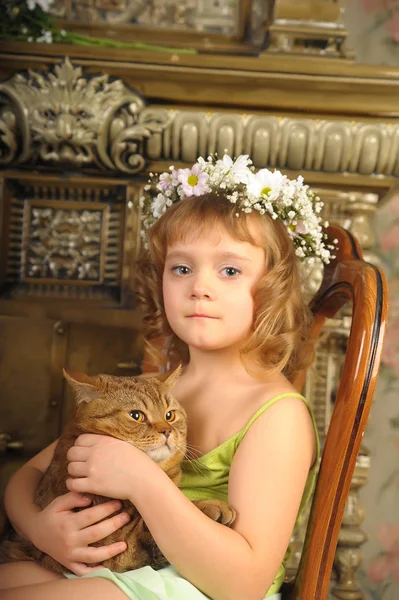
235, 392, 311, 448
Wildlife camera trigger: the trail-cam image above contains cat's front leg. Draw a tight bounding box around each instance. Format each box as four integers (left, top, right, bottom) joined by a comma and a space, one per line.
192, 499, 236, 526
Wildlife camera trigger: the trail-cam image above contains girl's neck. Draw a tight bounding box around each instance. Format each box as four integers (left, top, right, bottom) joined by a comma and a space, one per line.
183, 345, 252, 383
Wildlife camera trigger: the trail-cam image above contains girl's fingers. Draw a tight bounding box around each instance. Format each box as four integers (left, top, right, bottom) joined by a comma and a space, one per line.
67, 462, 87, 478
66, 477, 88, 493
53, 492, 92, 511
79, 511, 131, 546
73, 541, 127, 565
74, 500, 123, 529
75, 434, 104, 447
67, 446, 90, 462
69, 562, 107, 576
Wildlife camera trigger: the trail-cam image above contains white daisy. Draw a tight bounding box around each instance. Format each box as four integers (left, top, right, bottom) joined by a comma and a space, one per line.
218, 154, 252, 184
246, 169, 286, 199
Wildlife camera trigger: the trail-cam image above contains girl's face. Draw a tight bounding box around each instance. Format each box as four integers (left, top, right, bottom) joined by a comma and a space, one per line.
162, 226, 265, 353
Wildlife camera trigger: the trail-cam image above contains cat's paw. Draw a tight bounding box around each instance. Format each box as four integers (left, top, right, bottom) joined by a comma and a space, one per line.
193, 499, 236, 526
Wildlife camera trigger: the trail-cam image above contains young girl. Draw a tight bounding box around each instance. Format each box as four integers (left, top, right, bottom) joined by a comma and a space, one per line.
0, 154, 330, 600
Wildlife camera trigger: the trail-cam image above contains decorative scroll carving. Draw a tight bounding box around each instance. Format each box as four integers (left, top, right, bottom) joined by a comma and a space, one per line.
0, 58, 169, 174
0, 103, 17, 165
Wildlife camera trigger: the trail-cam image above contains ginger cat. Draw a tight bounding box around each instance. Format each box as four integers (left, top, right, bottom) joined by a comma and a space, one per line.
0, 367, 235, 574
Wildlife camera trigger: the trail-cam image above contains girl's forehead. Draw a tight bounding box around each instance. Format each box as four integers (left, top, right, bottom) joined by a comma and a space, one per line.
166, 225, 264, 259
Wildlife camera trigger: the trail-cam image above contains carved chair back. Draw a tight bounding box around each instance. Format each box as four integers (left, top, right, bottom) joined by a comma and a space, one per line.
282, 225, 388, 599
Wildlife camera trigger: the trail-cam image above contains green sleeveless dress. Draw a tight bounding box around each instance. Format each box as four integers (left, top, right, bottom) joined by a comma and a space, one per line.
75, 392, 319, 600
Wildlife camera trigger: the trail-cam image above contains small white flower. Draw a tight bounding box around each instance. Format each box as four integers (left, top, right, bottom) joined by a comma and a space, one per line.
28, 0, 54, 11
158, 170, 178, 192
295, 221, 309, 235
36, 29, 53, 43
218, 154, 252, 184
246, 169, 285, 199
152, 193, 168, 218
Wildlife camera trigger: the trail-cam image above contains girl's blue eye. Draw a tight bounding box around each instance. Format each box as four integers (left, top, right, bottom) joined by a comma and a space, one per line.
172, 265, 191, 275
222, 267, 241, 277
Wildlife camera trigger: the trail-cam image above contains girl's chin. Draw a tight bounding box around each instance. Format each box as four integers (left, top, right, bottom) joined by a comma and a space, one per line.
185, 338, 245, 352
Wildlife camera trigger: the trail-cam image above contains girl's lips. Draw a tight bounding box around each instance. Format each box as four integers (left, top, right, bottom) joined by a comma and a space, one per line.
187, 314, 217, 318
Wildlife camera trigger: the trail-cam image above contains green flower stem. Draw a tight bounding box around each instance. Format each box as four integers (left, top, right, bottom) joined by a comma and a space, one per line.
0, 30, 196, 54
61, 33, 196, 53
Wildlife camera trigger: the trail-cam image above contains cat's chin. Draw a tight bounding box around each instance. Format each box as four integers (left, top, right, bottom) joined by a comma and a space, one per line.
146, 444, 174, 462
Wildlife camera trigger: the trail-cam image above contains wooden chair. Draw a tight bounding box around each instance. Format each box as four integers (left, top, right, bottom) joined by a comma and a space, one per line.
142, 225, 388, 600
283, 225, 388, 599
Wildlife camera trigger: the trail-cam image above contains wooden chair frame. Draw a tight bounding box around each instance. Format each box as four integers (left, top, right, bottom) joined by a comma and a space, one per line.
285, 225, 388, 600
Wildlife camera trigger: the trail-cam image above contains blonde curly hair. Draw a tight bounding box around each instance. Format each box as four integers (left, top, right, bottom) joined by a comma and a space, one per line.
136, 193, 314, 381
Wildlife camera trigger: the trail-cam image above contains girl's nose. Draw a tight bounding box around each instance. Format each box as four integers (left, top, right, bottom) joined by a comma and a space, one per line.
190, 275, 212, 299
191, 288, 211, 299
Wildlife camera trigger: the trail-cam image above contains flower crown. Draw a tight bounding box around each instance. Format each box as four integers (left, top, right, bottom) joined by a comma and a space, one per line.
140, 154, 337, 264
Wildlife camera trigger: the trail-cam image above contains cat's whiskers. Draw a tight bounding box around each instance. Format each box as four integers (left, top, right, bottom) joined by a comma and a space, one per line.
184, 441, 206, 459
174, 442, 210, 476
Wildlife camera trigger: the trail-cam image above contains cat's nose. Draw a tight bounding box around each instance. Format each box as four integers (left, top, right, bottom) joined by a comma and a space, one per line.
160, 427, 172, 440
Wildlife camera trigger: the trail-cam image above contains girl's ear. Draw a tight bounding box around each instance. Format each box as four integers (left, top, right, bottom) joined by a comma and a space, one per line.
63, 368, 102, 404
162, 364, 182, 392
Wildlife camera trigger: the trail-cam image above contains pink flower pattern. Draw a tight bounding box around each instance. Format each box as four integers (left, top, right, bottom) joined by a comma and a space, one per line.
381, 320, 399, 376
363, 191, 399, 597
388, 11, 399, 42
359, 0, 399, 43
380, 222, 399, 252
368, 523, 399, 584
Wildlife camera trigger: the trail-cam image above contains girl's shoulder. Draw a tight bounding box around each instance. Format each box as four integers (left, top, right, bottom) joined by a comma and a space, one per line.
237, 374, 317, 464
245, 372, 301, 407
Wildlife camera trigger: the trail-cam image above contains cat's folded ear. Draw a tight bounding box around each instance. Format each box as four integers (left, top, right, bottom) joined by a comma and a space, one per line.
63, 368, 102, 404
162, 364, 182, 392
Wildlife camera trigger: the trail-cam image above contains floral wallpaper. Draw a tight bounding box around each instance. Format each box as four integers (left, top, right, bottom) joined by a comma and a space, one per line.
343, 0, 399, 64
358, 192, 399, 600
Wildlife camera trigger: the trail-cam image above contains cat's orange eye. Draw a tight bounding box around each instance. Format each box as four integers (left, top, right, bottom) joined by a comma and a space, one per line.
165, 410, 176, 422
130, 410, 146, 423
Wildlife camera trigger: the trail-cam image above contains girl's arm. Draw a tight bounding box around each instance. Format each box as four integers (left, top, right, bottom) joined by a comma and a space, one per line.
4, 442, 130, 575
67, 396, 315, 600
4, 441, 58, 539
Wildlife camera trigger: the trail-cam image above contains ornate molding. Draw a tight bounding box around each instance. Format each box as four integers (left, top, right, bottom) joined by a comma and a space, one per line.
1, 58, 398, 178
147, 111, 399, 176
0, 58, 170, 174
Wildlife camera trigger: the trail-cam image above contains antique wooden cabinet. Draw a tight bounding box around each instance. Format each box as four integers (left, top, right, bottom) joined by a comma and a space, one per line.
1, 2, 399, 595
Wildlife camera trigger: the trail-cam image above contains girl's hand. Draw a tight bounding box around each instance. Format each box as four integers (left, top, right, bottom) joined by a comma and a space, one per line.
31, 492, 130, 576
66, 434, 154, 501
